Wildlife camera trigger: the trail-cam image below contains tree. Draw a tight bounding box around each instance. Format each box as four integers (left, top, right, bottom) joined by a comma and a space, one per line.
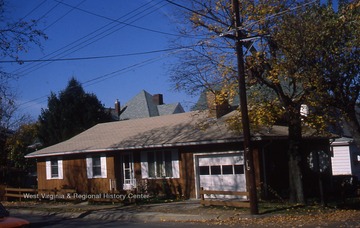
0, 0, 46, 179
0, 0, 47, 129
308, 2, 360, 148
5, 123, 39, 171
169, 0, 307, 203
168, 0, 355, 204
38, 77, 113, 146
247, 2, 360, 204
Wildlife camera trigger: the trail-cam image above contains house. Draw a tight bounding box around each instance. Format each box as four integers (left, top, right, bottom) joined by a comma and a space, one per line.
328, 116, 360, 179
110, 90, 185, 120
25, 110, 333, 200
331, 137, 360, 179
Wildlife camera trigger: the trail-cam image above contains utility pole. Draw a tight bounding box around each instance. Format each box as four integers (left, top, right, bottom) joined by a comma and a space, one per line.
231, 0, 259, 215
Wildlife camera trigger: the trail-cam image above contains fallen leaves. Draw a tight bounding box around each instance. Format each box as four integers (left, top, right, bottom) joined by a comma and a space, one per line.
206, 208, 360, 227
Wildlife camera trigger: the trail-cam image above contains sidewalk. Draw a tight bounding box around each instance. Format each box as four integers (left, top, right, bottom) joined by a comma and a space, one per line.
4, 200, 248, 223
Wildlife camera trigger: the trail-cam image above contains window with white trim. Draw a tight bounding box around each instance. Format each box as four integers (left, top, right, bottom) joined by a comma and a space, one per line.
141, 150, 179, 178
86, 154, 107, 178
46, 157, 63, 180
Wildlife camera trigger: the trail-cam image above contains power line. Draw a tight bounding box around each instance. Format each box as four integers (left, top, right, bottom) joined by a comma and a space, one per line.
83, 48, 189, 87
54, 0, 184, 37
20, 0, 47, 20
165, 0, 228, 26
18, 47, 191, 111
46, 2, 170, 64
0, 46, 192, 63
35, 1, 61, 23
11, 1, 162, 76
242, 0, 318, 30
43, 0, 88, 31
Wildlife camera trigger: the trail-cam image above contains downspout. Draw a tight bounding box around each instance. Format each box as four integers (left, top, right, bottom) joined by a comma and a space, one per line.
262, 140, 273, 198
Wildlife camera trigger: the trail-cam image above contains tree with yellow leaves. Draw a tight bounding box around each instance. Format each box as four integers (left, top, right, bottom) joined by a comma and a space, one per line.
5, 123, 39, 170
168, 0, 360, 204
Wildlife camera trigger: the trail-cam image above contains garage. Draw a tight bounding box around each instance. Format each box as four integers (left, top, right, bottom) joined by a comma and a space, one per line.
194, 152, 246, 198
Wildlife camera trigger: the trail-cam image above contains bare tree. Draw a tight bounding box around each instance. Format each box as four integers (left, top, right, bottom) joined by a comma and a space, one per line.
0, 0, 46, 131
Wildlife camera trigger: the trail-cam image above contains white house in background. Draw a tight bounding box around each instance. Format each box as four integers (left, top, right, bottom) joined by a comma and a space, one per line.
331, 137, 360, 179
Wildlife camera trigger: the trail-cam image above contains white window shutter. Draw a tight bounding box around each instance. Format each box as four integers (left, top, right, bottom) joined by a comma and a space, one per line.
140, 151, 148, 178
45, 159, 51, 180
58, 159, 63, 179
86, 156, 93, 179
100, 155, 107, 178
172, 150, 180, 178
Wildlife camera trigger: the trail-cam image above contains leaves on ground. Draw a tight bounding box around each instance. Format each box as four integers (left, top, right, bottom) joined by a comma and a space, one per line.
206, 208, 360, 227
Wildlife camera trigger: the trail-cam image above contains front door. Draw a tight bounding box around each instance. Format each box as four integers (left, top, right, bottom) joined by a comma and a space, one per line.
122, 153, 136, 190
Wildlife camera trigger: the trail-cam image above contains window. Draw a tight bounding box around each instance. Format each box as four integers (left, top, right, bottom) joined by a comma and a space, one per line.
46, 157, 63, 180
141, 150, 179, 178
210, 166, 221, 175
123, 154, 133, 180
234, 165, 244, 174
92, 156, 102, 177
222, 165, 233, 175
86, 154, 107, 178
164, 152, 173, 177
199, 166, 210, 175
51, 159, 59, 178
148, 151, 173, 178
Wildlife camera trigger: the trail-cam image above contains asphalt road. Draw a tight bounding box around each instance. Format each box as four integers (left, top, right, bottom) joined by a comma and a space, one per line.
12, 213, 228, 228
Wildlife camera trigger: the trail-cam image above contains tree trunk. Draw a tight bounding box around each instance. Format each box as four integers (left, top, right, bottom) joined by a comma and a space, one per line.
343, 109, 360, 150
287, 104, 305, 204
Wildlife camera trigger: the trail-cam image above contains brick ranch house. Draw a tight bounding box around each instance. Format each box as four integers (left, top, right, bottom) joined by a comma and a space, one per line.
25, 111, 333, 200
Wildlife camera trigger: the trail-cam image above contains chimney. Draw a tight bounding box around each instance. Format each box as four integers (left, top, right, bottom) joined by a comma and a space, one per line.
152, 94, 164, 105
115, 99, 120, 119
206, 91, 232, 118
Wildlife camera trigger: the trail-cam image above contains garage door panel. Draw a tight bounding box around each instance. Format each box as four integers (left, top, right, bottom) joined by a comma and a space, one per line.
198, 155, 243, 166
197, 153, 246, 199
222, 175, 245, 187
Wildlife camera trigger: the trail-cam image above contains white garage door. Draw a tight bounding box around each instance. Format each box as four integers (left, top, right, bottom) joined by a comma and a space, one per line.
196, 153, 246, 198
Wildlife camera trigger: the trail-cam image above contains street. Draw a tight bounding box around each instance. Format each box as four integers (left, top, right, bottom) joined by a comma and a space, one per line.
12, 213, 227, 228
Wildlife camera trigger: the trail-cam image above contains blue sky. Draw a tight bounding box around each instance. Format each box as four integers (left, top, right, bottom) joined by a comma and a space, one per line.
3, 0, 339, 120
3, 0, 197, 119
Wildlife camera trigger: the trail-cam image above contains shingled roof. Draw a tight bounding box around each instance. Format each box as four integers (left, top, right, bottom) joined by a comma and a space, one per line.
120, 90, 184, 120
25, 111, 237, 158
25, 110, 330, 159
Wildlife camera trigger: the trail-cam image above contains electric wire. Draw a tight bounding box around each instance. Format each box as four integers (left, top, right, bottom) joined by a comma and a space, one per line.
0, 46, 194, 63
11, 0, 156, 75
13, 1, 202, 112
17, 47, 191, 112
165, 0, 228, 26
19, 0, 47, 21
43, 0, 87, 31
54, 0, 185, 37
50, 1, 170, 65
35, 1, 61, 23
11, 1, 163, 76
241, 0, 318, 30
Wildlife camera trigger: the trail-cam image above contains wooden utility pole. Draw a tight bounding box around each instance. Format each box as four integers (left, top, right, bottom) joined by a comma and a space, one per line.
231, 0, 259, 215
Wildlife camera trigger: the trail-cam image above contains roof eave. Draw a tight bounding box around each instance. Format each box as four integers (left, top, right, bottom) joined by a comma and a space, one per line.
25, 138, 244, 159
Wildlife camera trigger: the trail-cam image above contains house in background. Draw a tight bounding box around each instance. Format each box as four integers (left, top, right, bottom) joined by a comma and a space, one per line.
25, 108, 333, 200
326, 112, 360, 179
109, 90, 184, 121
331, 137, 360, 179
